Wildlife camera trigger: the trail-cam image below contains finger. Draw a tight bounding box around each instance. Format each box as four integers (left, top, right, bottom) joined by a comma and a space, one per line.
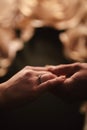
26, 66, 47, 71
37, 73, 57, 85
38, 73, 57, 84
46, 63, 81, 77
37, 76, 66, 93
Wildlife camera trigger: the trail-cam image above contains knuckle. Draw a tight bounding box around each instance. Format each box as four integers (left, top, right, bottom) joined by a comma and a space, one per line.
24, 70, 33, 77
73, 62, 81, 67
24, 66, 30, 70
73, 62, 82, 70
55, 65, 62, 70
47, 67, 54, 72
48, 73, 56, 79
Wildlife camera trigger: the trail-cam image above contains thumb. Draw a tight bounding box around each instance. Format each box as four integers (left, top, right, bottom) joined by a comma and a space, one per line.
63, 76, 75, 92
61, 76, 79, 102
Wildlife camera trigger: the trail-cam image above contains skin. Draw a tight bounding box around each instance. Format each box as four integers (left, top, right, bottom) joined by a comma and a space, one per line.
0, 66, 65, 109
1, 62, 86, 109
46, 62, 87, 102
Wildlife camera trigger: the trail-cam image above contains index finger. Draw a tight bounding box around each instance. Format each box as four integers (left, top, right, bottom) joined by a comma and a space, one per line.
46, 63, 81, 77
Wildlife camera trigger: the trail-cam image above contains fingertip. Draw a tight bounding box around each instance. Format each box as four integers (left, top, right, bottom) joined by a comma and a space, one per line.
58, 75, 66, 81
41, 73, 57, 83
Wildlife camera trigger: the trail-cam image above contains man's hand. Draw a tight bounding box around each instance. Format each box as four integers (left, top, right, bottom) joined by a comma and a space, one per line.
46, 63, 87, 102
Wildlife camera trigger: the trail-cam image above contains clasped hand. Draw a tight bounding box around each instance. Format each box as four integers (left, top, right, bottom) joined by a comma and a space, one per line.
0, 62, 87, 108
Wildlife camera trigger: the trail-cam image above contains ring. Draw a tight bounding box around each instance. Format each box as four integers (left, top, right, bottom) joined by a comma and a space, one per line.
38, 75, 42, 84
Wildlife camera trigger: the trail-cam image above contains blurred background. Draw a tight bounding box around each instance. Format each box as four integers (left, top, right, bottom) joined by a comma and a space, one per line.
0, 0, 87, 130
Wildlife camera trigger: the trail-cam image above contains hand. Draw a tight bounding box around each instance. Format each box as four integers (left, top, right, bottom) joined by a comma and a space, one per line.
46, 63, 87, 102
0, 66, 65, 109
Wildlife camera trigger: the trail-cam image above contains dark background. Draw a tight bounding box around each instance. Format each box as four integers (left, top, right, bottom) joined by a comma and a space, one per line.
0, 27, 84, 130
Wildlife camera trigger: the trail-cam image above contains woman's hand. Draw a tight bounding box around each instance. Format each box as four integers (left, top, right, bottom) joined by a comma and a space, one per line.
0, 66, 65, 108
